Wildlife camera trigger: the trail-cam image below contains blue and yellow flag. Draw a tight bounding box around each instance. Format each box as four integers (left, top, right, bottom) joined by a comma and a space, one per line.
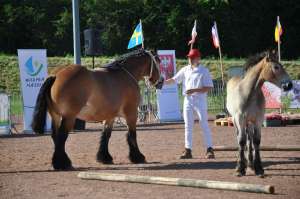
127, 22, 143, 49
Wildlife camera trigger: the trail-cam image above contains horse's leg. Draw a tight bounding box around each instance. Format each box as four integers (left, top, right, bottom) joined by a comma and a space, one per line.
246, 125, 254, 170
234, 115, 247, 177
51, 117, 75, 170
253, 126, 264, 177
125, 111, 145, 163
97, 120, 114, 164
127, 124, 146, 163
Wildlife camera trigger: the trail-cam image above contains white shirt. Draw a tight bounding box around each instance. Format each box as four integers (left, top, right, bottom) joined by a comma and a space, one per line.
172, 64, 213, 96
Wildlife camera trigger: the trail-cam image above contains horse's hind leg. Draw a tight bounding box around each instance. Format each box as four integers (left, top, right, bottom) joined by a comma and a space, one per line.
234, 115, 247, 177
97, 120, 113, 164
51, 117, 75, 170
253, 126, 264, 177
246, 125, 254, 170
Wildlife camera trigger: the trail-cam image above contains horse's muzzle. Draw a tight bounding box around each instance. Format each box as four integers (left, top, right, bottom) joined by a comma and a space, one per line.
282, 81, 293, 91
155, 76, 165, 90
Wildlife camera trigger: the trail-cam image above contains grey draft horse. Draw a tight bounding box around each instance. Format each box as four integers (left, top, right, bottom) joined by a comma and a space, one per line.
226, 50, 293, 177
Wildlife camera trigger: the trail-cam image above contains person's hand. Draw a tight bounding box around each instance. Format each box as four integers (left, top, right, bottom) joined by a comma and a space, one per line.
185, 89, 195, 95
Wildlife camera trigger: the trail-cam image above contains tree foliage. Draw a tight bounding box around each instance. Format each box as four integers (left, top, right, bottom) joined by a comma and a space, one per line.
0, 0, 299, 58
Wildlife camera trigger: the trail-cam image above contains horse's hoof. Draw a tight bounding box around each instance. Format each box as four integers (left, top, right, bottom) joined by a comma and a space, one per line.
255, 169, 264, 177
97, 154, 114, 164
254, 164, 264, 177
52, 152, 72, 170
98, 159, 114, 165
236, 171, 246, 177
258, 174, 265, 178
235, 167, 246, 177
97, 150, 113, 164
129, 153, 146, 164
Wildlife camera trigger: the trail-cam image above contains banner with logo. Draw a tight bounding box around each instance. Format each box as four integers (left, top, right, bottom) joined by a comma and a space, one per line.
18, 49, 51, 133
156, 50, 182, 121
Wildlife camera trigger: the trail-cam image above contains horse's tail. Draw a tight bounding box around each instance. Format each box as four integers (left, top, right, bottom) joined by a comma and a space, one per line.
31, 76, 56, 134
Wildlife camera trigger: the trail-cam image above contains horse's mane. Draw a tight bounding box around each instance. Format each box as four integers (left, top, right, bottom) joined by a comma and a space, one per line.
103, 49, 148, 70
243, 51, 268, 71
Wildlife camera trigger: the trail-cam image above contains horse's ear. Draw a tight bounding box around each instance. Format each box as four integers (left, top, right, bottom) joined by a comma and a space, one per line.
272, 49, 279, 61
266, 51, 271, 62
149, 48, 157, 55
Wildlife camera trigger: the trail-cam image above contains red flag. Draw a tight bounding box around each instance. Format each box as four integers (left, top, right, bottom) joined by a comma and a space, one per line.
211, 22, 220, 48
188, 20, 197, 45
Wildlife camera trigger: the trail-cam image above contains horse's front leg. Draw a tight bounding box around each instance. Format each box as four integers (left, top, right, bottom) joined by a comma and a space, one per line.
125, 117, 146, 163
253, 126, 264, 177
97, 120, 114, 164
246, 125, 254, 170
234, 116, 247, 177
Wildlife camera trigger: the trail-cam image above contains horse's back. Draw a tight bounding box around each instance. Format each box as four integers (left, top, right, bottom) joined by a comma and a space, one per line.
50, 64, 93, 116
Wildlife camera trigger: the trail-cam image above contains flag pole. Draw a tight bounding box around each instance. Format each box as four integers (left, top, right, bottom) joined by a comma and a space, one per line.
215, 21, 225, 87
140, 19, 151, 122
214, 21, 226, 114
277, 16, 281, 62
140, 19, 144, 49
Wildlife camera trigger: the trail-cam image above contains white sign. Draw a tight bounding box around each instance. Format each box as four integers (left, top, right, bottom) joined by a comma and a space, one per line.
156, 50, 182, 121
18, 49, 51, 133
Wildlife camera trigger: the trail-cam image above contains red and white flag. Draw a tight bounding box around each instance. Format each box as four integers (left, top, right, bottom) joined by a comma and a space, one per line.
188, 20, 197, 45
211, 22, 220, 48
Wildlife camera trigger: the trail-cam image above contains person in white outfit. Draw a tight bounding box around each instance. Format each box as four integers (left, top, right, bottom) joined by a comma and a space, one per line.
164, 49, 215, 159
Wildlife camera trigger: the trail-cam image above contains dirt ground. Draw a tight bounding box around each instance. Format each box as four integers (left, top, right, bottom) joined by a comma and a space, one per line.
0, 122, 299, 199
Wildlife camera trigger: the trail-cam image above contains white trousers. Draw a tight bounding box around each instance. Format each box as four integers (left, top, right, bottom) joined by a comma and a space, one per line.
183, 95, 213, 149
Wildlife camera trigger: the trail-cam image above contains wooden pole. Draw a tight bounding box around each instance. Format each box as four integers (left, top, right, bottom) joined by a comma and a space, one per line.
78, 172, 274, 194
214, 22, 225, 87
277, 16, 281, 62
140, 19, 144, 49
214, 21, 226, 113
213, 145, 300, 151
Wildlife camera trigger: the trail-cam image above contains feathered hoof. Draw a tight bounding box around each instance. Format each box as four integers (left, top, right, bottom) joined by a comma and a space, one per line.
97, 151, 114, 164
52, 151, 72, 170
129, 152, 146, 164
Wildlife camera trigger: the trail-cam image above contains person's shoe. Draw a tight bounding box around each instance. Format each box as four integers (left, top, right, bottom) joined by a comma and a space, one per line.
180, 148, 192, 159
206, 147, 215, 159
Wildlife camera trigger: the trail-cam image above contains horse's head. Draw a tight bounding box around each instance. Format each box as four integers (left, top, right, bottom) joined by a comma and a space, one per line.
261, 50, 293, 91
144, 50, 164, 89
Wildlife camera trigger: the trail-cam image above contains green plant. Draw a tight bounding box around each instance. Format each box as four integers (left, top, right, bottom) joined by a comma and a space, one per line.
281, 94, 292, 113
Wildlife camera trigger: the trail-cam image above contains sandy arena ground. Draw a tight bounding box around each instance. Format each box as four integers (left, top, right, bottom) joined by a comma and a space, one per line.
0, 122, 299, 199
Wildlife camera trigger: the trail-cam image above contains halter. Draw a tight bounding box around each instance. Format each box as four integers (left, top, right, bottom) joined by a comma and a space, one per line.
121, 50, 161, 88
144, 50, 161, 88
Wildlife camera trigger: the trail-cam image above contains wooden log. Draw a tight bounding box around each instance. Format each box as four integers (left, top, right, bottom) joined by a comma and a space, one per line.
214, 145, 300, 151
78, 172, 274, 194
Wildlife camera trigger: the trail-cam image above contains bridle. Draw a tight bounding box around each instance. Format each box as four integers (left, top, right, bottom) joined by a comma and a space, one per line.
144, 50, 161, 88
121, 50, 161, 88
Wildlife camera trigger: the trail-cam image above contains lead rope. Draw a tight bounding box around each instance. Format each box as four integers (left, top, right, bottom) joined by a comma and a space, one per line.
121, 67, 139, 86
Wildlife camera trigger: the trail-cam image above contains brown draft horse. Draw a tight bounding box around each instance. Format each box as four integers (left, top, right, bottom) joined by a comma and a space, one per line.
32, 49, 162, 170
